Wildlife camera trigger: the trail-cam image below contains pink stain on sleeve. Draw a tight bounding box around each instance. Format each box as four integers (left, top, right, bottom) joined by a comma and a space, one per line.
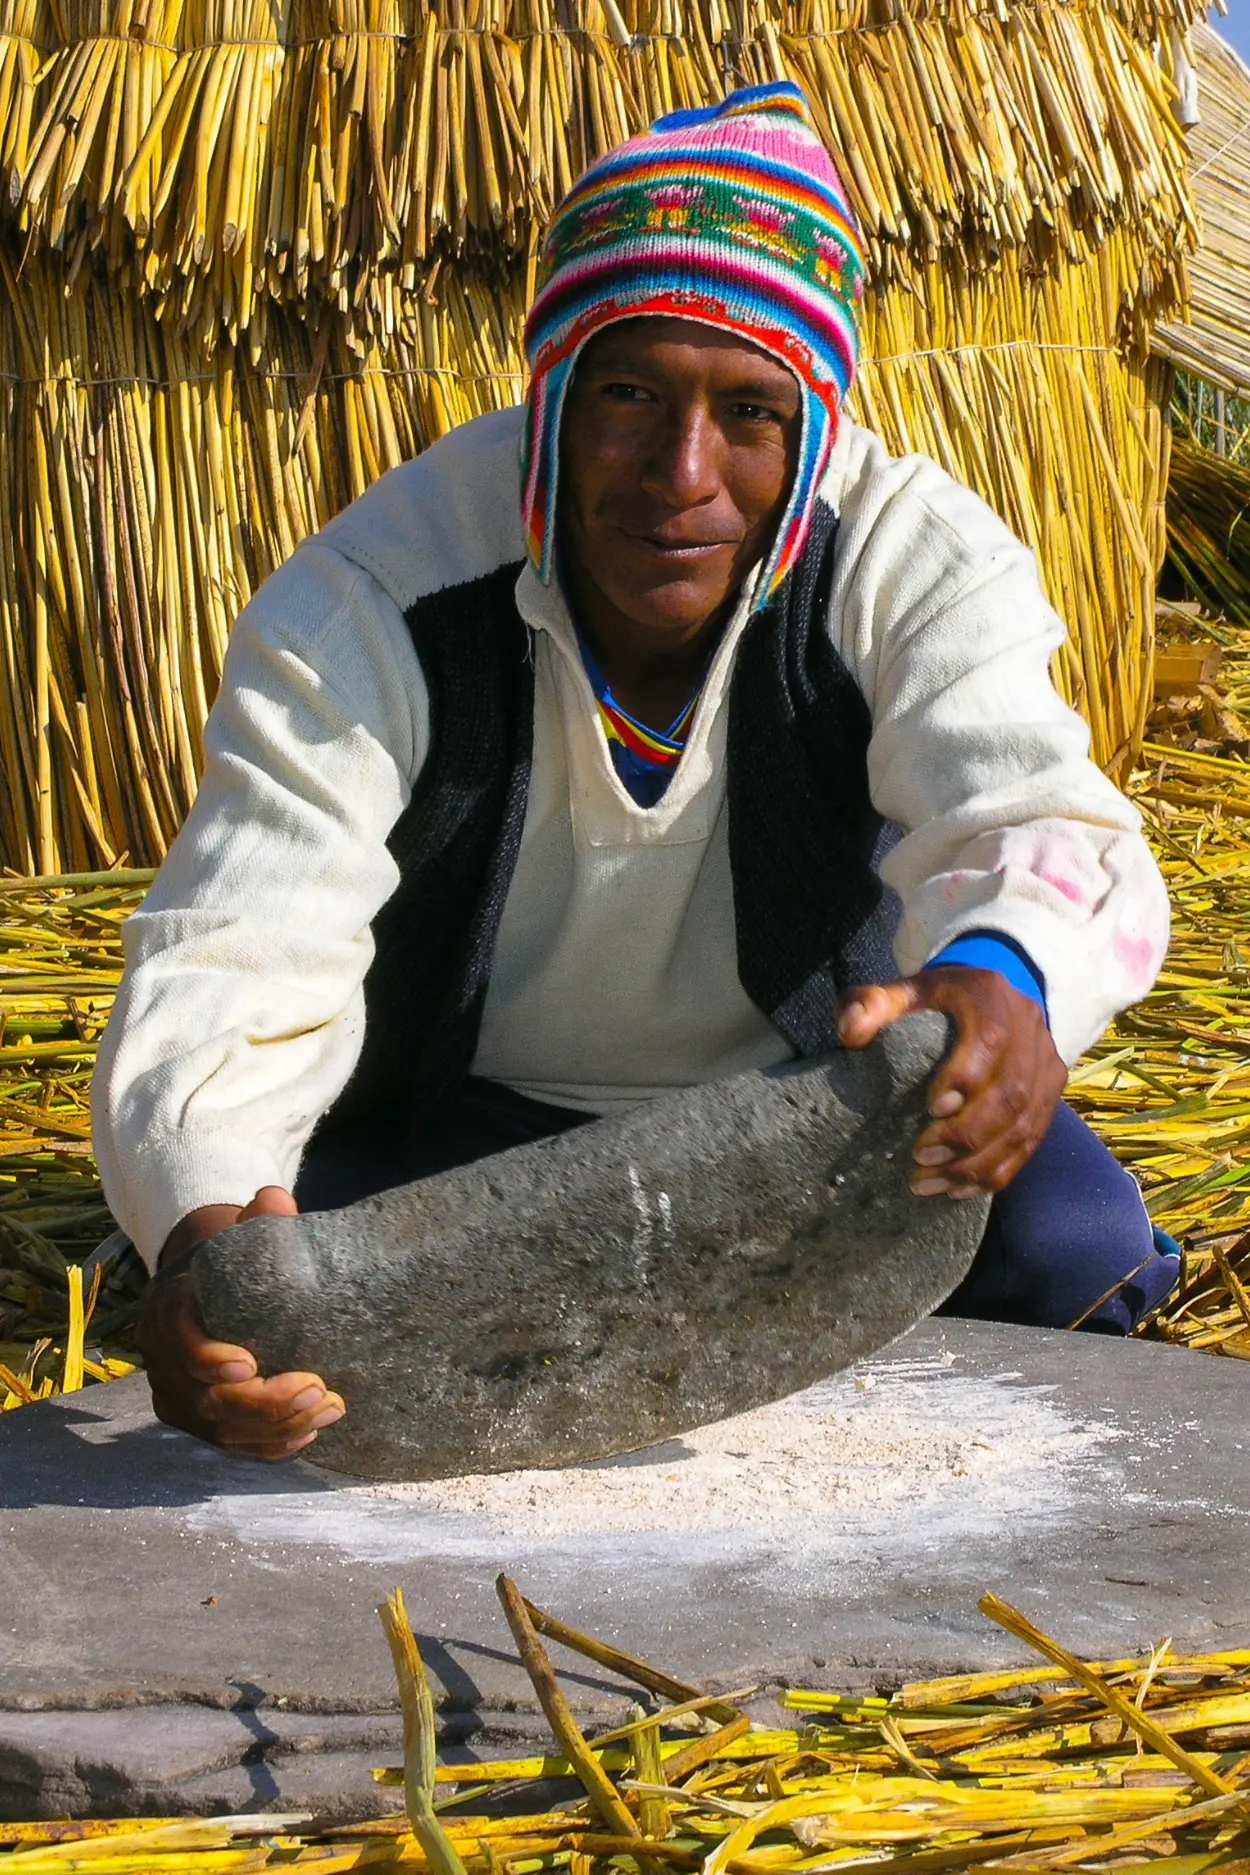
1038, 870, 1089, 907
990, 826, 1104, 908
940, 870, 974, 905
1113, 927, 1158, 989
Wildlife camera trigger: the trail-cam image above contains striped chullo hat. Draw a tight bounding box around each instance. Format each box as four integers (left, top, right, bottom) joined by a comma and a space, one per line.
521, 81, 866, 606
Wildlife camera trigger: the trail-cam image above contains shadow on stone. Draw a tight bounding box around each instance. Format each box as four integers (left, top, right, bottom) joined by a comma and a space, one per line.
588, 1437, 698, 1470
412, 1634, 486, 1713
422, 1634, 629, 1704
227, 1683, 284, 1807
0, 1381, 336, 1513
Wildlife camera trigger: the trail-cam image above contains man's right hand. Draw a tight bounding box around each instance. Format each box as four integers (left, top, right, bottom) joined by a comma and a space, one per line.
138, 1186, 346, 1460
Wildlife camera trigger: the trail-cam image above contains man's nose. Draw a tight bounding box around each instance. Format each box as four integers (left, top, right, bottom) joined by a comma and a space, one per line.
640, 406, 721, 505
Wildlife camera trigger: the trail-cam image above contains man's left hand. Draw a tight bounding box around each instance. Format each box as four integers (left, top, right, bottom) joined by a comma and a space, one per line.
837, 966, 1066, 1198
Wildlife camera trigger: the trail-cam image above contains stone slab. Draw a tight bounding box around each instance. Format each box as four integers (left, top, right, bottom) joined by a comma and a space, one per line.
1, 1318, 1248, 1818
0, 1709, 412, 1823
195, 1015, 987, 1478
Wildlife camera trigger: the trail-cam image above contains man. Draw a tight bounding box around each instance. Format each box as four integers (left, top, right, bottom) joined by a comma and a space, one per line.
93, 82, 1178, 1463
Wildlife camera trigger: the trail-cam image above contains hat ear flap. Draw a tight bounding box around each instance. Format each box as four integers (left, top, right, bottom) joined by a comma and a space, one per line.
521, 344, 582, 584
755, 379, 837, 607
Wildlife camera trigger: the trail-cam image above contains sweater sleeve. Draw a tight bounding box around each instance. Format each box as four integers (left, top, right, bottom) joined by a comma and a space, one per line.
828, 439, 1169, 1067
90, 540, 429, 1269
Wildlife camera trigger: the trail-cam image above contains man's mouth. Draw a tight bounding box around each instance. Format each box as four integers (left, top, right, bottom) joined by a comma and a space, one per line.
624, 531, 733, 559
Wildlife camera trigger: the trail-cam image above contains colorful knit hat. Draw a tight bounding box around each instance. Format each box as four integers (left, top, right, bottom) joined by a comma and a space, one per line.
520, 81, 866, 606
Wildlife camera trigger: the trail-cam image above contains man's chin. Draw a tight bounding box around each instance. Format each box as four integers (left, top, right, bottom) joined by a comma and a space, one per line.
600, 570, 739, 636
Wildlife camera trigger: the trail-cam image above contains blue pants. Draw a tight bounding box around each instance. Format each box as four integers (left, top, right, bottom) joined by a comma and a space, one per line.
297, 1082, 1179, 1337
935, 1098, 1178, 1334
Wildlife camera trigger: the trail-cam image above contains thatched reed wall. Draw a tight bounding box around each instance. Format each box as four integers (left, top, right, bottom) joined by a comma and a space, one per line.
1154, 20, 1250, 403
0, 0, 1201, 873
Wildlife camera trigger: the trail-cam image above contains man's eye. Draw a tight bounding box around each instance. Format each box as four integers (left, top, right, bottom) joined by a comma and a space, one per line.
729, 401, 784, 423
600, 381, 652, 401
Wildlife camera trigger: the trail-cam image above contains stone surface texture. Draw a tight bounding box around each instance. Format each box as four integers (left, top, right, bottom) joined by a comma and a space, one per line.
1, 1319, 1248, 1819
195, 1014, 987, 1478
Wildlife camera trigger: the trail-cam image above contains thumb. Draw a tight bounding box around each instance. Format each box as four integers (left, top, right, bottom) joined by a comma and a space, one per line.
838, 978, 924, 1050
238, 1185, 299, 1223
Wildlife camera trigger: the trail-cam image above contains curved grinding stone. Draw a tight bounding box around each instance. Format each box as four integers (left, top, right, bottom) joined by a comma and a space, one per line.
194, 1013, 988, 1480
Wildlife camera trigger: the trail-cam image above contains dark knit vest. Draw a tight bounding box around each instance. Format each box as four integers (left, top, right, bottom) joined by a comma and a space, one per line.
323, 504, 900, 1136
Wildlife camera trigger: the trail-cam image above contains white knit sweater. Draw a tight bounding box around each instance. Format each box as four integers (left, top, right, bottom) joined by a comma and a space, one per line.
92, 407, 1170, 1267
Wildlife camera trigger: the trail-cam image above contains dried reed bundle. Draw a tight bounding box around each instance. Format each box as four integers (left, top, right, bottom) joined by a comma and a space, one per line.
1165, 438, 1250, 628
1154, 21, 1250, 403
1065, 613, 1250, 1352
0, 0, 50, 189
2, 0, 1198, 339
13, 0, 181, 273
854, 252, 1174, 770
0, 254, 525, 873
0, 231, 1179, 873
4, 1585, 1250, 1870
0, 868, 149, 1370
0, 0, 1205, 875
0, 1258, 134, 1408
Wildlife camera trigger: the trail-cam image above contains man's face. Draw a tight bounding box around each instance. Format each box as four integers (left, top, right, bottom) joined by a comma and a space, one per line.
557, 318, 801, 643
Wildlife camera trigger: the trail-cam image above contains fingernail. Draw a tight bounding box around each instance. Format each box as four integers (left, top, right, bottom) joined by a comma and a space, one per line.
911, 1177, 951, 1197
930, 1091, 965, 1118
290, 1385, 323, 1413
948, 1186, 980, 1200
217, 1361, 254, 1383
283, 1433, 317, 1454
913, 1145, 956, 1167
309, 1406, 344, 1430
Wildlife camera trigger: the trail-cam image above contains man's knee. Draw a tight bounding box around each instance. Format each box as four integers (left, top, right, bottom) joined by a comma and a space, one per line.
940, 1102, 1178, 1334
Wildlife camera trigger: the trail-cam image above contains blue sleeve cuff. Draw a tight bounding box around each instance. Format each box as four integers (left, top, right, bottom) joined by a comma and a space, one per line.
926, 930, 1049, 1022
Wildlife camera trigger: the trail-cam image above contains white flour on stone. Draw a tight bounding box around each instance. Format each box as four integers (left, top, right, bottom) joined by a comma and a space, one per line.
360, 1353, 1119, 1539
185, 1353, 1125, 1569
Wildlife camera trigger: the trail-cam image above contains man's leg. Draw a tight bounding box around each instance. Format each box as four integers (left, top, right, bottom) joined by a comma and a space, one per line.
937, 1100, 1181, 1334
294, 1079, 593, 1211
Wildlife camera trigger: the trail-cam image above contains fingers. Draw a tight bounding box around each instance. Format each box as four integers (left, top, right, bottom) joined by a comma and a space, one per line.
903, 968, 1065, 1195
146, 1268, 258, 1386
912, 1086, 1045, 1196
917, 1023, 1009, 1153
199, 1373, 346, 1457
913, 1032, 1053, 1193
216, 1391, 346, 1462
157, 1189, 296, 1387
167, 1300, 258, 1385
140, 1187, 344, 1461
838, 979, 922, 1049
198, 1371, 336, 1425
187, 1341, 259, 1386
152, 1361, 347, 1460
224, 1436, 319, 1461
838, 965, 1065, 1197
237, 1185, 299, 1223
